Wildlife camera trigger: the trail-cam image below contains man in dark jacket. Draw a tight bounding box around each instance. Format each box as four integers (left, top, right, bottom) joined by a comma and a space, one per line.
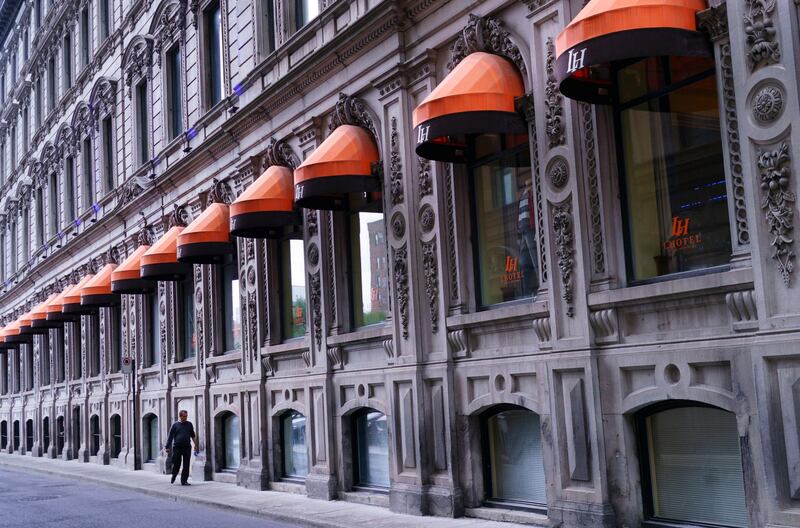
165, 410, 198, 485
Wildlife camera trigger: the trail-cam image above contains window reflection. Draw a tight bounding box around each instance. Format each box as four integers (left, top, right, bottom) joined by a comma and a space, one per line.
349, 208, 389, 327
282, 238, 307, 339
282, 411, 308, 478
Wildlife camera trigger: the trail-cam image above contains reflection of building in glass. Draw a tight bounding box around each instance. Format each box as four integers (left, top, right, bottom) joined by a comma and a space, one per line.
367, 219, 389, 314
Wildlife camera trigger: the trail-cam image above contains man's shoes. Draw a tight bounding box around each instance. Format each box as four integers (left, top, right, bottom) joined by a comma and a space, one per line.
181, 482, 191, 486
171, 475, 176, 484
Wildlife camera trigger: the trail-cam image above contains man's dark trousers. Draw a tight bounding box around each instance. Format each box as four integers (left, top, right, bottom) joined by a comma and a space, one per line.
171, 445, 191, 484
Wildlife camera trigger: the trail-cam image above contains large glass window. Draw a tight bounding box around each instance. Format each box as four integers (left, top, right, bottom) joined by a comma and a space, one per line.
293, 0, 319, 31
180, 276, 196, 360
148, 292, 160, 366
349, 202, 389, 328
222, 257, 241, 352
281, 237, 306, 339
145, 415, 158, 462
99, 0, 111, 41
485, 408, 546, 507
257, 0, 275, 57
82, 137, 93, 210
222, 413, 240, 470
80, 7, 90, 68
64, 156, 75, 223
165, 45, 183, 141
102, 116, 114, 192
110, 414, 121, 458
353, 409, 389, 488
48, 172, 58, 235
135, 81, 149, 166
616, 56, 729, 282
63, 33, 72, 90
640, 404, 747, 527
204, 2, 224, 108
470, 139, 538, 307
281, 411, 307, 478
47, 57, 56, 111
111, 307, 122, 373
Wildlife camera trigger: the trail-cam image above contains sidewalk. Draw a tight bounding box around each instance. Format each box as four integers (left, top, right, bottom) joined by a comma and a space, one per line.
0, 453, 539, 528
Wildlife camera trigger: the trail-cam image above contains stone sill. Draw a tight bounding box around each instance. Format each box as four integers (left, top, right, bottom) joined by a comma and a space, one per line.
206, 353, 241, 366
588, 266, 754, 309
465, 506, 549, 526
447, 299, 548, 330
326, 323, 393, 347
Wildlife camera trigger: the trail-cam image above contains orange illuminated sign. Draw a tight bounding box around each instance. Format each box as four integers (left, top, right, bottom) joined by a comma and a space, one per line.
663, 216, 702, 252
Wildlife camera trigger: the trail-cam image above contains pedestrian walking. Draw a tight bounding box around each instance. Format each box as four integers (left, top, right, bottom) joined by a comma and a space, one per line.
165, 410, 198, 485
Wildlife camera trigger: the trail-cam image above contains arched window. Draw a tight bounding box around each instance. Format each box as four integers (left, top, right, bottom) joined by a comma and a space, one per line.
25, 419, 33, 452
0, 420, 7, 449
637, 402, 747, 527
353, 408, 389, 488
55, 417, 64, 455
89, 415, 100, 456
220, 412, 240, 470
71, 406, 81, 459
281, 411, 307, 479
109, 414, 121, 458
483, 406, 546, 508
42, 416, 50, 453
13, 420, 20, 451
144, 414, 159, 462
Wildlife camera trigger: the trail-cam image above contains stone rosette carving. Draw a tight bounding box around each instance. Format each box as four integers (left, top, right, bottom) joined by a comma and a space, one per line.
422, 239, 439, 333
744, 0, 780, 70
758, 142, 794, 285
393, 244, 410, 339
544, 38, 565, 149
752, 84, 784, 124
553, 200, 575, 317
447, 14, 527, 76
419, 205, 435, 234
547, 156, 569, 189
391, 212, 406, 240
307, 243, 319, 266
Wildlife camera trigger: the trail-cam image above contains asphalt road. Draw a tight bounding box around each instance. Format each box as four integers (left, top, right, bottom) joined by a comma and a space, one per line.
0, 467, 301, 528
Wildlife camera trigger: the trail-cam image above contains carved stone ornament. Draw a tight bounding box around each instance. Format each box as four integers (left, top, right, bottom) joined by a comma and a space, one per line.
116, 174, 154, 209
752, 84, 784, 123
422, 239, 439, 333
124, 38, 154, 95
544, 38, 565, 149
553, 200, 576, 317
719, 42, 750, 246
547, 156, 569, 189
153, 5, 185, 62
168, 204, 189, 228
744, 0, 780, 70
328, 93, 379, 146
265, 138, 298, 169
447, 14, 527, 76
758, 142, 794, 285
418, 157, 432, 198
697, 2, 729, 43
391, 212, 406, 240
393, 244, 410, 339
307, 243, 319, 266
419, 205, 435, 234
581, 103, 605, 274
137, 216, 155, 246
207, 178, 233, 205
309, 272, 322, 348
389, 117, 404, 206
305, 209, 318, 237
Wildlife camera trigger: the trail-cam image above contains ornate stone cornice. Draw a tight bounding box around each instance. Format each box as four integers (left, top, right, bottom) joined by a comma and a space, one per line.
447, 14, 527, 76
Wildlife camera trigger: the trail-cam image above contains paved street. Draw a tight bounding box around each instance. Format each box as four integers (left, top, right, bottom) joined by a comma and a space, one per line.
0, 467, 299, 528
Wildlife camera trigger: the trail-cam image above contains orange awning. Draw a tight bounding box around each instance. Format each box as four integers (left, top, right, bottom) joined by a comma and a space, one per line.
294, 124, 381, 210
46, 284, 80, 322
230, 165, 300, 238
62, 274, 97, 314
413, 52, 527, 163
0, 326, 16, 349
554, 0, 711, 103
18, 311, 35, 334
111, 245, 154, 294
141, 226, 191, 281
4, 319, 31, 343
177, 202, 234, 264
30, 294, 60, 329
81, 263, 120, 308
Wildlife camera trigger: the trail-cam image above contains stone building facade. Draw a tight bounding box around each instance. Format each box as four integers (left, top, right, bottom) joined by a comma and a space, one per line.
0, 0, 798, 527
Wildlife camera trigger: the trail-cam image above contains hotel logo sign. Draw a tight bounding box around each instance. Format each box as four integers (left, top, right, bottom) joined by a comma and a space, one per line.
566, 47, 587, 74
501, 255, 523, 285
663, 216, 702, 252
416, 125, 430, 144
